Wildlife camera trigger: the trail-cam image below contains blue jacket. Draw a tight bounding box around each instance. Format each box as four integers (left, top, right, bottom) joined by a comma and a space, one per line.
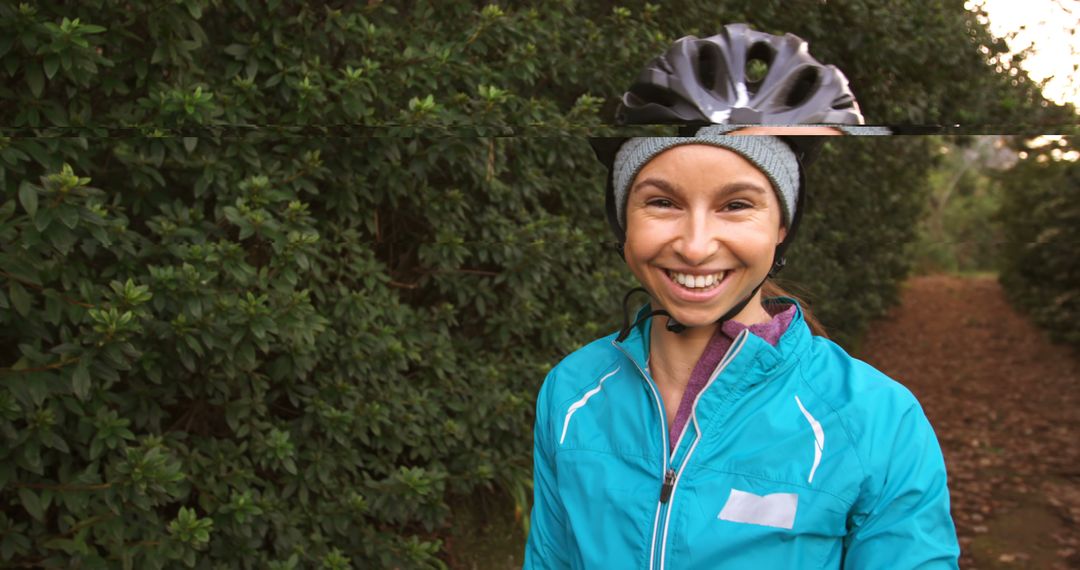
524, 301, 958, 569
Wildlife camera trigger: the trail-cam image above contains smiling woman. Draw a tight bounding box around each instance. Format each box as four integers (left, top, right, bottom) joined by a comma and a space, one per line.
624, 145, 786, 331
524, 24, 959, 570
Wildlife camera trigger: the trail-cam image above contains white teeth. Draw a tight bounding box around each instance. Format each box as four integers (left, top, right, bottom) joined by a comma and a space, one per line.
666, 270, 726, 289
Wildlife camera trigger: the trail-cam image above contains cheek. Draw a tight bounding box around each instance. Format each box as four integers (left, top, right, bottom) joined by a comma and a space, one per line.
727, 226, 783, 262
623, 239, 649, 271
623, 236, 658, 280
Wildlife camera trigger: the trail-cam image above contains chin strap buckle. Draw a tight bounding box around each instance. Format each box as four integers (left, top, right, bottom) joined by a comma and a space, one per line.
768, 255, 787, 278
665, 318, 687, 333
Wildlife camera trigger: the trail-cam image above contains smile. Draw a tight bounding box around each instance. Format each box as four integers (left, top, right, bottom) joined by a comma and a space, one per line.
664, 269, 729, 291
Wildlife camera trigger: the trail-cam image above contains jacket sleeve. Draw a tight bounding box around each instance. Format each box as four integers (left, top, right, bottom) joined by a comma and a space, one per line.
843, 402, 960, 569
523, 371, 570, 569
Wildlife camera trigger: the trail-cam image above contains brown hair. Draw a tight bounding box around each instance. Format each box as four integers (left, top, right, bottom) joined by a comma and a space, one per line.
761, 280, 829, 338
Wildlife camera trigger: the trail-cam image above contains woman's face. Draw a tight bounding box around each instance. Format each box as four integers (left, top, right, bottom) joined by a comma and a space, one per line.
623, 144, 787, 328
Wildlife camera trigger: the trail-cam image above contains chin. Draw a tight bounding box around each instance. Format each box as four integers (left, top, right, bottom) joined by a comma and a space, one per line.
662, 305, 729, 329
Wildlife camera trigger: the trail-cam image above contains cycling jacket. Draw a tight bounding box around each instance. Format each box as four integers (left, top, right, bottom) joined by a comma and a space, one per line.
524, 300, 959, 569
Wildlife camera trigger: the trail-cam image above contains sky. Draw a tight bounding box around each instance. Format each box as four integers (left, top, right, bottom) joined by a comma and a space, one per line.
972, 0, 1080, 109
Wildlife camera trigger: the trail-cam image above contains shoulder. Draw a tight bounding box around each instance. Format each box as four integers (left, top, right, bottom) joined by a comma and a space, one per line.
799, 334, 922, 414
796, 335, 935, 469
536, 332, 625, 415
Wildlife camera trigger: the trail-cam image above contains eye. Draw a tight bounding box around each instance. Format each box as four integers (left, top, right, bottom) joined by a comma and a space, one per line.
724, 200, 753, 212
647, 198, 676, 209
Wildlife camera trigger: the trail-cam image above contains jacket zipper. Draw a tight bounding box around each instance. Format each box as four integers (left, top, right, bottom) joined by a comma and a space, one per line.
660, 468, 676, 503
656, 331, 749, 570
613, 330, 748, 570
611, 341, 670, 570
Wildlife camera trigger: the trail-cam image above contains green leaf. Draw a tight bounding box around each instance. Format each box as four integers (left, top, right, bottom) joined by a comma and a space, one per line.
57, 204, 79, 229
45, 224, 77, 255
223, 44, 248, 58
43, 294, 61, 325
42, 431, 69, 453
0, 254, 41, 286
25, 63, 44, 98
18, 182, 37, 217
9, 282, 31, 317
0, 200, 15, 222
41, 537, 82, 554
0, 36, 13, 58
73, 357, 92, 400
43, 54, 59, 79
20, 141, 58, 171
18, 488, 44, 522
41, 102, 67, 127
33, 207, 53, 232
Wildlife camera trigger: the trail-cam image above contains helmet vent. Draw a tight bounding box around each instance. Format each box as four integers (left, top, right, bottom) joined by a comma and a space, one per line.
697, 43, 721, 90
784, 67, 821, 108
745, 42, 774, 85
832, 96, 855, 110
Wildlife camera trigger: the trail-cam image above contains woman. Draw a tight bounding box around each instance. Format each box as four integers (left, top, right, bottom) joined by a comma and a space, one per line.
524, 26, 959, 569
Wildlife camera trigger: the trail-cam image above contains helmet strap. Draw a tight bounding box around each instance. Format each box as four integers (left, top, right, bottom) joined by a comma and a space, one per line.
617, 287, 680, 343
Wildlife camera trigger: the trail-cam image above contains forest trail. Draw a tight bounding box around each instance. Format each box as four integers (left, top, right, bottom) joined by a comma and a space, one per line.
858, 274, 1080, 569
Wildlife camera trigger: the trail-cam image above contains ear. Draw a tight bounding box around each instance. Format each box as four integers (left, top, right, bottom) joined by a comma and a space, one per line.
777, 224, 788, 245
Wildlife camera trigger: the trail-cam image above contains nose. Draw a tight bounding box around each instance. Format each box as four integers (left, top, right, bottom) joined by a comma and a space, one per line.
674, 210, 719, 265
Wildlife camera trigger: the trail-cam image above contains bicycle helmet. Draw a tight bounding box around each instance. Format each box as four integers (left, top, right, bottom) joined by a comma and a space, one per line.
618, 23, 864, 126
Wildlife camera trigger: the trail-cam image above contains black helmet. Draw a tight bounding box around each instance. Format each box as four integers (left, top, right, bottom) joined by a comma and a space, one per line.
618, 24, 864, 126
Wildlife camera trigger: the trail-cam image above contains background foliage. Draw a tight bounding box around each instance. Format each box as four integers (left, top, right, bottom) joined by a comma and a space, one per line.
910, 136, 1011, 276
0, 0, 1070, 567
998, 139, 1080, 347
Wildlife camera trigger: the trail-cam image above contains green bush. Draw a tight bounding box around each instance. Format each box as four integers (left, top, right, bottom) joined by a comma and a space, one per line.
0, 1, 1065, 568
998, 144, 1080, 346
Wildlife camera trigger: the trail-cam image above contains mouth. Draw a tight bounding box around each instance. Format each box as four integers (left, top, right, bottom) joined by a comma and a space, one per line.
663, 269, 730, 293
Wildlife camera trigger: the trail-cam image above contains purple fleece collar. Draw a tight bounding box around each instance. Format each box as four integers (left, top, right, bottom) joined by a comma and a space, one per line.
668, 303, 796, 450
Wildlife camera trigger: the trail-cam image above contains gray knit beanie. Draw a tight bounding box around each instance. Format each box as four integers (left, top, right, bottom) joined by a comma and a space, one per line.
613, 125, 800, 231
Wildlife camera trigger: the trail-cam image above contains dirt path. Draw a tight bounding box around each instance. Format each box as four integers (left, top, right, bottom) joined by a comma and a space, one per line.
857, 274, 1080, 569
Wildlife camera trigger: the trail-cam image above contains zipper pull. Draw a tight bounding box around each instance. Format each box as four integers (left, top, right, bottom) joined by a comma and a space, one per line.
660, 468, 676, 503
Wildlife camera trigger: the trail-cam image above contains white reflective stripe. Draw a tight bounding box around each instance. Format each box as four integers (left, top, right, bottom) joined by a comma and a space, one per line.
641, 363, 667, 570
660, 331, 749, 570
648, 496, 663, 570
558, 366, 620, 445
795, 395, 824, 484
718, 488, 799, 530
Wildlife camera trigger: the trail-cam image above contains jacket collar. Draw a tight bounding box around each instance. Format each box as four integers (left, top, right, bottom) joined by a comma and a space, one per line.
612, 297, 813, 382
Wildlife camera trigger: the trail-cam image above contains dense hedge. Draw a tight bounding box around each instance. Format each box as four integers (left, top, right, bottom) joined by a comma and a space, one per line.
998, 144, 1080, 346
0, 1, 1064, 568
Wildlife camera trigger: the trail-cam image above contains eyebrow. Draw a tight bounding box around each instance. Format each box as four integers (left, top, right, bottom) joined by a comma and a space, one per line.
631, 177, 768, 196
